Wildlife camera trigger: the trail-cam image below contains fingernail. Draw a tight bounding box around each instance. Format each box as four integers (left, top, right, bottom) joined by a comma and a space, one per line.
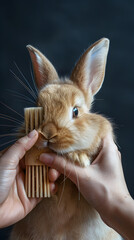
40, 153, 54, 165
28, 129, 37, 138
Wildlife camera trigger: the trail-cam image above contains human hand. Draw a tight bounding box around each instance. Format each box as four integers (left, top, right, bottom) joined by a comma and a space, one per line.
0, 130, 39, 228
40, 133, 131, 225
0, 130, 56, 228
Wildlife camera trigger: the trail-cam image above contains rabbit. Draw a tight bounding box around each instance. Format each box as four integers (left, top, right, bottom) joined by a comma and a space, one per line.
10, 38, 121, 240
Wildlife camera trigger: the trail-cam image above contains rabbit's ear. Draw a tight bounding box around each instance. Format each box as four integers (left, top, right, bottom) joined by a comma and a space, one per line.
70, 38, 109, 96
26, 45, 59, 89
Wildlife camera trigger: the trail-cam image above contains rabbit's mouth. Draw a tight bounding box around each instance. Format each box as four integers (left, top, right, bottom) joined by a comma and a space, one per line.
36, 130, 74, 154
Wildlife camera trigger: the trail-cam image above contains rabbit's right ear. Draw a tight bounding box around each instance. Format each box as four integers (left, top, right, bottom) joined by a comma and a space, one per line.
26, 45, 59, 89
70, 38, 109, 96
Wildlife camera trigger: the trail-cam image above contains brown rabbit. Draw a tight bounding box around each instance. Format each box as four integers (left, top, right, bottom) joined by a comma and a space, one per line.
10, 38, 121, 240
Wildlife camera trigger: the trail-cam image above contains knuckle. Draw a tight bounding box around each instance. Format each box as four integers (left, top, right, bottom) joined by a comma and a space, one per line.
14, 137, 28, 156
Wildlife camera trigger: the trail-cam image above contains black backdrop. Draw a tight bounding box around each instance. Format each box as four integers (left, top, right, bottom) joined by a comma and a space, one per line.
0, 0, 134, 239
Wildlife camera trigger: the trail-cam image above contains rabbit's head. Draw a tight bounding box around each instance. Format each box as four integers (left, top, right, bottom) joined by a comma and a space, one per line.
27, 38, 109, 154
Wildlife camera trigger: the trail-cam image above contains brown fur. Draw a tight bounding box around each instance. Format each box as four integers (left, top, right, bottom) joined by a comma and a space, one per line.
10, 38, 121, 240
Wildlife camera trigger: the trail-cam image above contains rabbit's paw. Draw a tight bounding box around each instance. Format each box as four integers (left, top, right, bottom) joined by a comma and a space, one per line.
66, 152, 91, 167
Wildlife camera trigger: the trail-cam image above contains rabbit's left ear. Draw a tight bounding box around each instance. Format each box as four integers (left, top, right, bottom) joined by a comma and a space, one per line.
26, 45, 59, 89
70, 38, 109, 96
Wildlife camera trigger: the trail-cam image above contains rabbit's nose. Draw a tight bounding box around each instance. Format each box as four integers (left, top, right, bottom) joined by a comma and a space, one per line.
41, 123, 58, 140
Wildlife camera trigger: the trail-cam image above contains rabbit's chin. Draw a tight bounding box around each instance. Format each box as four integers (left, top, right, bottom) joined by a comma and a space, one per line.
41, 142, 74, 154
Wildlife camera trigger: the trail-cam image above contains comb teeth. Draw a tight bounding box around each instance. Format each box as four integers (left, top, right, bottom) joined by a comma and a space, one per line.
24, 107, 50, 198
25, 165, 50, 198
24, 107, 43, 134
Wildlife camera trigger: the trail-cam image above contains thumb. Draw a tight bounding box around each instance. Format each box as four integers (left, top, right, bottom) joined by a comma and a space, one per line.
0, 130, 38, 170
0, 130, 39, 204
40, 153, 82, 185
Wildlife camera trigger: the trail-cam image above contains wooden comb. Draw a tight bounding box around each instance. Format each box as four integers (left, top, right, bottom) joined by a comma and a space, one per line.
24, 107, 51, 198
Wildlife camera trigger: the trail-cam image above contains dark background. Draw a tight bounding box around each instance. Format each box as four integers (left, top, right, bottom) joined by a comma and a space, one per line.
0, 0, 134, 239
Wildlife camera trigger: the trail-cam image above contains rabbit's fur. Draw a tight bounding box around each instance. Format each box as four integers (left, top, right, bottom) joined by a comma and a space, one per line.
10, 38, 121, 240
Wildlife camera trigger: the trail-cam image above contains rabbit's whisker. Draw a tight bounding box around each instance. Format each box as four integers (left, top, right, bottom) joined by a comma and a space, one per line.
10, 70, 37, 101
11, 93, 35, 104
0, 101, 24, 119
60, 159, 73, 183
7, 90, 35, 104
0, 133, 19, 138
0, 114, 23, 125
0, 124, 16, 127
0, 139, 17, 148
58, 156, 66, 207
73, 164, 81, 201
14, 62, 37, 99
13, 126, 24, 132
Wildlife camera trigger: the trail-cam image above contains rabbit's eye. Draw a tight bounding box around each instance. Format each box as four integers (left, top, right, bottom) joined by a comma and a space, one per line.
73, 107, 78, 118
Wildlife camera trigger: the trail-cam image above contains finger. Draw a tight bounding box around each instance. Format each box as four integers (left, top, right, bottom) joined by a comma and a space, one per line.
103, 132, 116, 149
49, 168, 61, 182
0, 130, 38, 170
49, 182, 58, 195
16, 171, 41, 216
40, 153, 81, 185
101, 133, 119, 159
